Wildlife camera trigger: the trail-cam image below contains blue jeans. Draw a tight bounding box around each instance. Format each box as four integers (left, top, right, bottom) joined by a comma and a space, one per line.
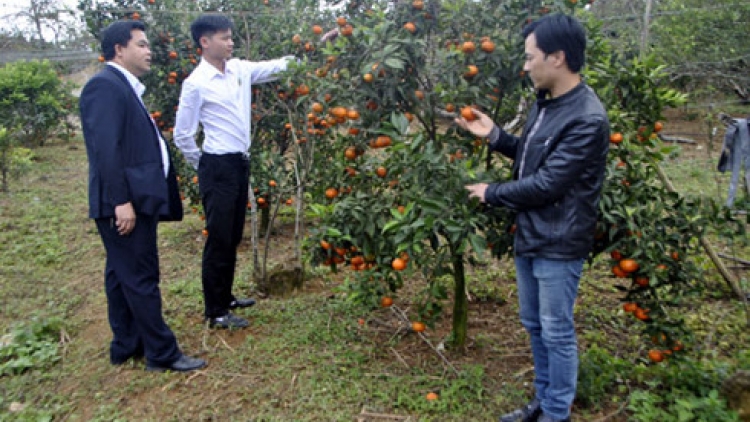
515, 256, 584, 420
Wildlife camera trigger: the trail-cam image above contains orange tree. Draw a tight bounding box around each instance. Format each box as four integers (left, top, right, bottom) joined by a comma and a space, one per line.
290, 0, 548, 348
584, 17, 746, 363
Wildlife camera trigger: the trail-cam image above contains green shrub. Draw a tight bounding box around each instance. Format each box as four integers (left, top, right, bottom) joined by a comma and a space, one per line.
0, 317, 62, 376
577, 344, 630, 407
628, 389, 739, 421
0, 60, 76, 147
626, 357, 740, 421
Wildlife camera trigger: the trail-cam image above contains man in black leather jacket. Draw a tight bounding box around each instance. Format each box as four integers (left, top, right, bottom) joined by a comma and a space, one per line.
456, 14, 609, 422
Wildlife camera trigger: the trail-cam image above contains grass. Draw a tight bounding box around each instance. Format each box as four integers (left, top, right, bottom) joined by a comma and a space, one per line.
0, 138, 748, 421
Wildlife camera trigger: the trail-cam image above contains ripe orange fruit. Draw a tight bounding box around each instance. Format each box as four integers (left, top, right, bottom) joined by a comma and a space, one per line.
331, 106, 348, 119
363, 73, 374, 83
296, 84, 310, 96
619, 258, 639, 274
392, 257, 407, 271
404, 22, 417, 33
634, 308, 650, 321
654, 121, 664, 133
380, 296, 393, 307
610, 250, 622, 261
336, 16, 347, 26
461, 41, 476, 54
464, 65, 479, 78
415, 90, 425, 100
320, 240, 331, 250
98, 55, 105, 62
635, 276, 650, 287
648, 350, 664, 363
345, 146, 358, 160
347, 109, 360, 120
340, 24, 354, 37
611, 265, 627, 278
412, 321, 426, 332
623, 302, 638, 313
671, 251, 679, 261
269, 180, 277, 188
168, 51, 178, 60
201, 228, 208, 237
131, 12, 141, 20
426, 392, 438, 401
257, 197, 267, 206
312, 102, 324, 113
480, 40, 495, 53
325, 187, 339, 199
397, 205, 406, 214
192, 175, 199, 184
376, 166, 387, 178
460, 106, 476, 121
375, 135, 392, 148
412, 0, 424, 10
292, 34, 302, 44
312, 25, 323, 35
610, 132, 623, 144
445, 103, 455, 113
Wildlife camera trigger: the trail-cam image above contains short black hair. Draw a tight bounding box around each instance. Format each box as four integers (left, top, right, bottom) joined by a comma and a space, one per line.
190, 13, 234, 46
522, 14, 586, 73
101, 20, 147, 61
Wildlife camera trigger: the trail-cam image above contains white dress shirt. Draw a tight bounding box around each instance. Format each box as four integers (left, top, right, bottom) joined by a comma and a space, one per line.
174, 56, 294, 169
107, 62, 170, 177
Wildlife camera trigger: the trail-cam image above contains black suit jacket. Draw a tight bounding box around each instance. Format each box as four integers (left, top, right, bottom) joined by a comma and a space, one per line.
79, 65, 182, 221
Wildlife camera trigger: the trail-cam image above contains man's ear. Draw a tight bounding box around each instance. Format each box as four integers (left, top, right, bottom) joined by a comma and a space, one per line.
550, 50, 566, 68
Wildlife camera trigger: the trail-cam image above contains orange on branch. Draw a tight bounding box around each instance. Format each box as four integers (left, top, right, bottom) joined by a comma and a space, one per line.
460, 106, 476, 121
392, 257, 407, 271
619, 258, 639, 274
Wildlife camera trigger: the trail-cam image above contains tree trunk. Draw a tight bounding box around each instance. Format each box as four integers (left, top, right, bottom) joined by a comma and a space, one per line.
451, 248, 468, 348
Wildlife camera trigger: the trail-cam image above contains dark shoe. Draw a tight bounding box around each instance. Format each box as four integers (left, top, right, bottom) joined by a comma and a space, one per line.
146, 355, 207, 372
538, 414, 570, 422
207, 312, 249, 329
229, 298, 256, 309
499, 398, 541, 422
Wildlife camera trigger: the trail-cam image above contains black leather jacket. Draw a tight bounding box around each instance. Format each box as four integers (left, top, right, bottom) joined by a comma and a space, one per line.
485, 82, 609, 259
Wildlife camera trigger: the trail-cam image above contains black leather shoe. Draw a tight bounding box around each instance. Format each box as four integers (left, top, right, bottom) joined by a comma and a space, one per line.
207, 313, 250, 329
229, 298, 256, 309
499, 398, 542, 422
538, 414, 570, 422
146, 355, 207, 372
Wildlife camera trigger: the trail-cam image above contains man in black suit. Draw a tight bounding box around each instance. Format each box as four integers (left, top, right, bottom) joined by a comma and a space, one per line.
79, 20, 206, 372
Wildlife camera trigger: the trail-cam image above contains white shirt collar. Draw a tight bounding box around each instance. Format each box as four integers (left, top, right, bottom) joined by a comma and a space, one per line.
107, 62, 146, 98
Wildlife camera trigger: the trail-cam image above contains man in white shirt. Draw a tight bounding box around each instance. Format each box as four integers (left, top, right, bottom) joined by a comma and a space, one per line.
174, 13, 295, 329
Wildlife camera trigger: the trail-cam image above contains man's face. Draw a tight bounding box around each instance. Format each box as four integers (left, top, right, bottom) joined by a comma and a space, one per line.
201, 29, 234, 61
117, 29, 151, 77
523, 33, 556, 92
